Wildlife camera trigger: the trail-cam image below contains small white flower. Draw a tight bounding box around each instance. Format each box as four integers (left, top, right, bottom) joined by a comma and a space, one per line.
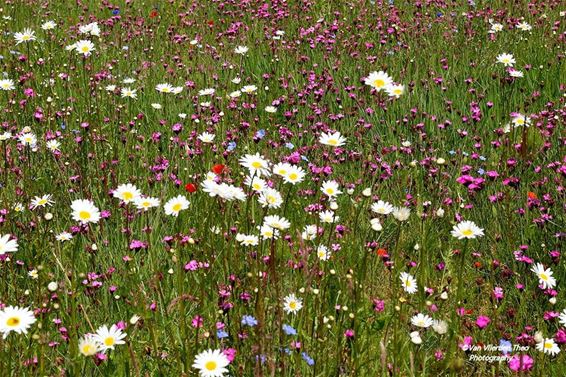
536, 338, 560, 355
234, 46, 249, 55
198, 132, 215, 143
411, 313, 433, 328
283, 294, 303, 314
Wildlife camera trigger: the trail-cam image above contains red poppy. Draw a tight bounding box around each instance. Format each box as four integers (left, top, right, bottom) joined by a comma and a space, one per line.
185, 183, 197, 193
207, 19, 214, 27
376, 248, 387, 257
212, 164, 225, 174
149, 9, 159, 18
527, 191, 537, 200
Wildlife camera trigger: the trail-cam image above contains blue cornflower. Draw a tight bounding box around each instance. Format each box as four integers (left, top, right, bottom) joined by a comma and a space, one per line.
241, 315, 258, 327
301, 352, 315, 366
112, 9, 120, 15
227, 141, 237, 151
448, 150, 456, 155
282, 324, 297, 335
499, 339, 512, 355
217, 330, 228, 339
477, 168, 485, 175
285, 143, 294, 150
255, 129, 266, 139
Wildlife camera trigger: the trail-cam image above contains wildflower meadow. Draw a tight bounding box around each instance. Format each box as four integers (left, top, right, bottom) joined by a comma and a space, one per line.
0, 0, 564, 376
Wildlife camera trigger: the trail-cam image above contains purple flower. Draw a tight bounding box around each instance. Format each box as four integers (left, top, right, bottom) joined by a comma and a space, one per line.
129, 240, 147, 250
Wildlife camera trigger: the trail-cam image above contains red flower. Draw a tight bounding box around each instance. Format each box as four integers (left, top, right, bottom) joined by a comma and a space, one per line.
149, 9, 159, 18
212, 164, 225, 174
527, 191, 537, 200
376, 248, 387, 257
185, 183, 197, 193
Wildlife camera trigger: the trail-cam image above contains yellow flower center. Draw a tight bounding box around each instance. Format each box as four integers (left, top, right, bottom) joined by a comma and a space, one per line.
172, 203, 182, 212
6, 317, 20, 327
326, 188, 334, 195
327, 138, 338, 145
81, 344, 93, 354
205, 361, 217, 371
462, 229, 473, 236
373, 79, 385, 88
540, 273, 548, 281
122, 192, 133, 201
104, 337, 115, 346
251, 161, 262, 169
288, 173, 298, 180
544, 342, 552, 349
81, 46, 89, 53
289, 301, 297, 310
79, 211, 91, 220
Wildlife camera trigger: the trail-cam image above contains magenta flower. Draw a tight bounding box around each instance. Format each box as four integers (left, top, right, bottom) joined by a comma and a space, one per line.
372, 299, 385, 312
476, 316, 491, 329
508, 354, 533, 372
129, 239, 147, 250
493, 287, 504, 300
223, 348, 236, 362
191, 315, 203, 328
460, 336, 473, 351
555, 329, 566, 344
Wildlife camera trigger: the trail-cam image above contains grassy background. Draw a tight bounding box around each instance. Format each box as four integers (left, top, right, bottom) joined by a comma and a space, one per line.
0, 0, 564, 375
